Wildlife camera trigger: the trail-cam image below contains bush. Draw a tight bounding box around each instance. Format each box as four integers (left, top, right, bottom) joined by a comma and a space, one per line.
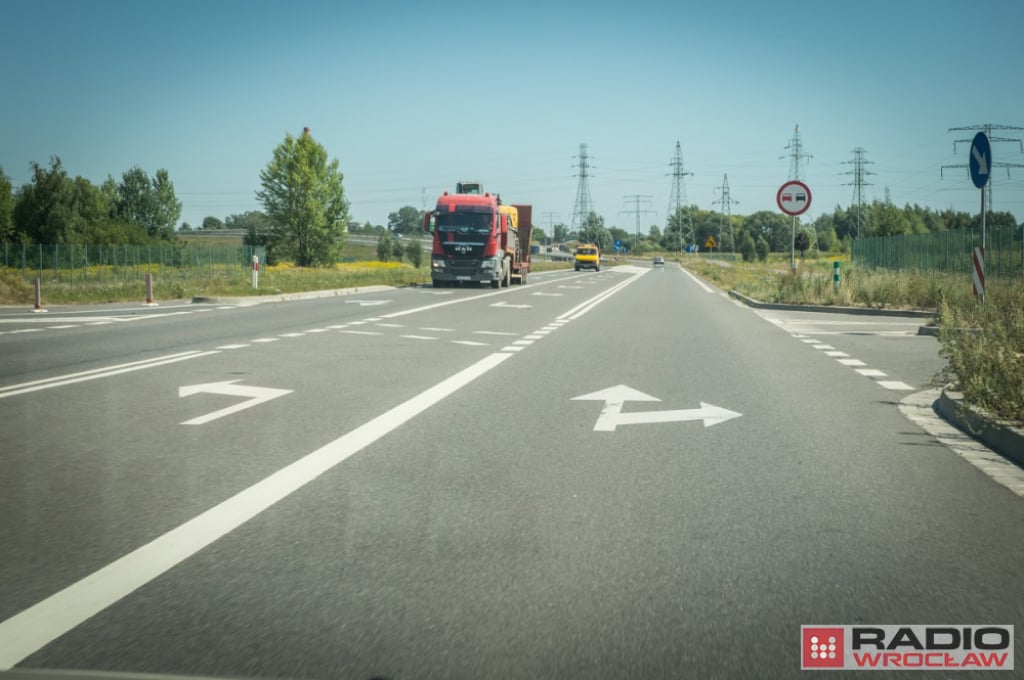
405, 240, 423, 268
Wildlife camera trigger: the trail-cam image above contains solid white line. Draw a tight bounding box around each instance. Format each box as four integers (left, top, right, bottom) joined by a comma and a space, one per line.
10, 328, 43, 334
473, 331, 517, 336
251, 338, 279, 343
305, 328, 330, 333
0, 351, 219, 399
0, 351, 514, 670
86, 321, 112, 326
47, 325, 79, 330
279, 333, 305, 338
680, 268, 714, 293
557, 270, 647, 321
216, 344, 250, 350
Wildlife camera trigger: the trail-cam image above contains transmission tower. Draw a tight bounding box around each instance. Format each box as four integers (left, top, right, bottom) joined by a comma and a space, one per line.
541, 212, 559, 245
711, 173, 739, 251
666, 141, 695, 251
570, 143, 595, 239
621, 195, 655, 251
781, 124, 813, 180
942, 124, 1024, 214
841, 147, 875, 238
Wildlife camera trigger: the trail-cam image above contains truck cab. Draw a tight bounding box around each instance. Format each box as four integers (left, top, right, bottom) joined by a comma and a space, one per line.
574, 244, 601, 271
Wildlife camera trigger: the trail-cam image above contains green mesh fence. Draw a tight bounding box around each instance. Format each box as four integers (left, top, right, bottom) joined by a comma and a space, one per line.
851, 225, 1023, 276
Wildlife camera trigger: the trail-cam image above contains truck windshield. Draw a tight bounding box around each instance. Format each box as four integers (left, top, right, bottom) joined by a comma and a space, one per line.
436, 211, 493, 234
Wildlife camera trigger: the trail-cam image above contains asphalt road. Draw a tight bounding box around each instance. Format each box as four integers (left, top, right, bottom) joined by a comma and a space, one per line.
0, 264, 1021, 679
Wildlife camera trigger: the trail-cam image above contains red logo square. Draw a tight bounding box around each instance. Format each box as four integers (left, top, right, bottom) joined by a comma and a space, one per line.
802, 627, 844, 669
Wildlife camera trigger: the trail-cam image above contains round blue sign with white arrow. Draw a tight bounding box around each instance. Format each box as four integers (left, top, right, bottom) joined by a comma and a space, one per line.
969, 131, 991, 189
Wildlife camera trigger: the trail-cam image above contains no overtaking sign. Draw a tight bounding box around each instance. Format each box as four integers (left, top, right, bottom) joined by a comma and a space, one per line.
777, 180, 812, 216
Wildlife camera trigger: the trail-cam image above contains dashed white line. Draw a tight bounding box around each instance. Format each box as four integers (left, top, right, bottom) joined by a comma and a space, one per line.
252, 338, 279, 343
47, 325, 79, 330
451, 340, 488, 347
327, 325, 348, 330
305, 328, 330, 333
401, 335, 437, 341
813, 344, 836, 350
86, 321, 112, 326
216, 344, 250, 350
523, 334, 544, 340
879, 381, 914, 391
838, 358, 867, 367
501, 345, 526, 352
511, 340, 534, 346
855, 368, 888, 377
375, 323, 403, 328
473, 330, 517, 336
340, 330, 381, 336
420, 327, 454, 332
279, 333, 305, 338
825, 351, 850, 357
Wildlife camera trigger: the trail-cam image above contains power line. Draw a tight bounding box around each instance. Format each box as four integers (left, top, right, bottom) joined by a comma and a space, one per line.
620, 194, 655, 251
712, 173, 738, 251
841, 147, 875, 238
942, 123, 1024, 214
666, 141, 694, 252
781, 124, 812, 181
570, 143, 594, 239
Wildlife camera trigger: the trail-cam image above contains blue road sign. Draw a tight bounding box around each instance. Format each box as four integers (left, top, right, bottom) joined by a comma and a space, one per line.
969, 132, 991, 189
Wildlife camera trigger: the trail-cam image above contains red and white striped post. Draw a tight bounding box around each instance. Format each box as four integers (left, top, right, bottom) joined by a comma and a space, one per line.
252, 255, 259, 289
972, 246, 985, 301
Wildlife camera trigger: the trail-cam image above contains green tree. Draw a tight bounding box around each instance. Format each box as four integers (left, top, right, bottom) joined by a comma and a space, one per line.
388, 205, 423, 236
738, 232, 756, 262
404, 239, 423, 268
257, 128, 349, 266
532, 226, 547, 244
377, 230, 395, 262
180, 222, 193, 232
116, 166, 181, 239
579, 212, 612, 252
202, 216, 224, 230
0, 166, 13, 242
794, 230, 811, 260
552, 223, 570, 243
225, 210, 269, 232
755, 236, 770, 262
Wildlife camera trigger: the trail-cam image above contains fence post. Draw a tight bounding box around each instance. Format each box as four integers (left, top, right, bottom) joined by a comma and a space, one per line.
145, 272, 157, 306
32, 277, 47, 313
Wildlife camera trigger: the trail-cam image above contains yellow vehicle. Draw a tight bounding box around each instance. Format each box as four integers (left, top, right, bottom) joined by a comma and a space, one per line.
574, 244, 601, 271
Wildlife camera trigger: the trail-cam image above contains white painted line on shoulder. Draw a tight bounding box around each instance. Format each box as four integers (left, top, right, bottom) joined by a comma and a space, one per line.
878, 380, 914, 390
856, 368, 888, 377
217, 306, 235, 310
47, 325, 79, 330
216, 344, 250, 350
348, 321, 368, 325
251, 338, 279, 343
86, 321, 113, 326
838, 358, 867, 366
0, 351, 219, 399
0, 351, 515, 670
681, 269, 714, 293
10, 329, 43, 334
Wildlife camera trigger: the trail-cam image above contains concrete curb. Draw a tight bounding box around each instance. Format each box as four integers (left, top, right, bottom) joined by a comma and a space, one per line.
935, 387, 1024, 469
191, 285, 396, 306
727, 289, 937, 318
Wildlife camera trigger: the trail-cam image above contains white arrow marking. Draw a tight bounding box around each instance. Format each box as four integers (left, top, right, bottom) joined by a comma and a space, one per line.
345, 300, 390, 306
972, 145, 989, 175
491, 301, 531, 309
179, 380, 292, 425
572, 384, 741, 432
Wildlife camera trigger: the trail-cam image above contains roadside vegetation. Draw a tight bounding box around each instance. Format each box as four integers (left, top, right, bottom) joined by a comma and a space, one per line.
680, 253, 1023, 427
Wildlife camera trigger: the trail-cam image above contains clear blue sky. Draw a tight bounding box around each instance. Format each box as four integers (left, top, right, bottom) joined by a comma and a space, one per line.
3, 0, 1023, 235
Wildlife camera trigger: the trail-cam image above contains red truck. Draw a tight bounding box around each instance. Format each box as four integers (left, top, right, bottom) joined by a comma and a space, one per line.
423, 181, 533, 288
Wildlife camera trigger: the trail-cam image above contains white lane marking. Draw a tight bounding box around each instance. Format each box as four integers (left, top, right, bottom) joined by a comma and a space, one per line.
306, 328, 330, 333
86, 321, 113, 326
251, 338, 279, 343
473, 331, 517, 336
900, 389, 1024, 498
216, 344, 250, 350
557, 270, 647, 321
420, 327, 454, 332
813, 344, 835, 350
502, 345, 526, 352
194, 309, 211, 314
533, 330, 552, 336
451, 340, 488, 347
279, 333, 305, 338
879, 380, 914, 391
46, 325, 79, 330
532, 292, 564, 296
348, 320, 368, 325
838, 358, 867, 366
365, 318, 384, 321
523, 334, 545, 340
0, 351, 515, 670
375, 323, 404, 328
401, 335, 438, 341
801, 339, 821, 344
179, 381, 293, 426
511, 340, 534, 346
825, 351, 850, 357
327, 325, 348, 330
340, 330, 381, 336
856, 368, 888, 377
0, 351, 219, 399
10, 329, 43, 334
681, 268, 715, 293
217, 306, 235, 310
